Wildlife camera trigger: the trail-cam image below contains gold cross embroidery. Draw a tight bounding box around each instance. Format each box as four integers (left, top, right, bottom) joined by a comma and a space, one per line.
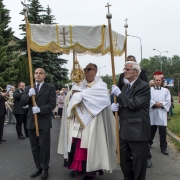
60, 27, 68, 45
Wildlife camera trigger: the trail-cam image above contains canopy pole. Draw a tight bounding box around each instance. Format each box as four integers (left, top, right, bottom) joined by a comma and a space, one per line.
124, 18, 128, 62
105, 3, 120, 164
73, 50, 76, 70
23, 6, 39, 137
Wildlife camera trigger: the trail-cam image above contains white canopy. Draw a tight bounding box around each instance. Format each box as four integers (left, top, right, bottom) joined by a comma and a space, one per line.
27, 24, 125, 56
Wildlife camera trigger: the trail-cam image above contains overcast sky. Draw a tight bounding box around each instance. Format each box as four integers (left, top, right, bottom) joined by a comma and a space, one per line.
3, 0, 180, 77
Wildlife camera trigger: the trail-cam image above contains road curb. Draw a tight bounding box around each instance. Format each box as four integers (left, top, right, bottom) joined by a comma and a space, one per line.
167, 129, 180, 144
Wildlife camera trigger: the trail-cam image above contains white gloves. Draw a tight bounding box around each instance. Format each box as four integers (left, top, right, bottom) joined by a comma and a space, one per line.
123, 78, 129, 84
32, 106, 40, 114
111, 85, 121, 96
29, 88, 35, 97
111, 103, 119, 112
23, 105, 29, 109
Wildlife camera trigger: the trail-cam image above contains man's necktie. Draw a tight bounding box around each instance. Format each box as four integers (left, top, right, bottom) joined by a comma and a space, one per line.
36, 84, 40, 94
126, 84, 131, 94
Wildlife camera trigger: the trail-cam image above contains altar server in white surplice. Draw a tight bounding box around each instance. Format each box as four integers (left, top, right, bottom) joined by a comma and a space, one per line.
150, 75, 171, 155
57, 63, 117, 180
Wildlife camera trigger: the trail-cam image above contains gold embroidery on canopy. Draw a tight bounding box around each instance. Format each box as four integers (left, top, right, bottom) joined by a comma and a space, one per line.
56, 25, 60, 46
69, 25, 72, 46
27, 23, 125, 56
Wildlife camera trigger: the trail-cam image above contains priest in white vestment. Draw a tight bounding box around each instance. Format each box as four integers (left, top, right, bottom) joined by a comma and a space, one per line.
150, 75, 171, 155
57, 63, 117, 180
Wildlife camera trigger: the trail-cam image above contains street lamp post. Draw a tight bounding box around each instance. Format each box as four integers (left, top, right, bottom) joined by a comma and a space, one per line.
127, 34, 142, 61
153, 49, 168, 72
98, 66, 106, 77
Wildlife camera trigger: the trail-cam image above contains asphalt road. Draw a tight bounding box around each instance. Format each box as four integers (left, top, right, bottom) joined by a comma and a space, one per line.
0, 118, 180, 180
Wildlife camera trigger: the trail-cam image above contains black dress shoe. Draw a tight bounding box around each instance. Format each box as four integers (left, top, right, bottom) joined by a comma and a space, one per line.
161, 150, 169, 155
30, 168, 42, 178
69, 170, 75, 177
147, 159, 152, 168
0, 139, 6, 142
18, 136, 25, 139
40, 170, 48, 180
83, 176, 94, 180
123, 178, 128, 180
97, 170, 103, 175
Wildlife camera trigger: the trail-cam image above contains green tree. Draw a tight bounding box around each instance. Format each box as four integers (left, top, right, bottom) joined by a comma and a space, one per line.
41, 5, 68, 88
17, 1, 68, 89
14, 0, 45, 85
101, 74, 120, 89
0, 0, 19, 88
140, 55, 180, 95
15, 55, 30, 85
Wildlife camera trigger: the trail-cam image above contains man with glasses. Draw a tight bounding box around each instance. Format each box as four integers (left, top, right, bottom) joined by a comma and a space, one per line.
83, 63, 97, 85
117, 55, 148, 90
58, 63, 116, 180
118, 55, 152, 168
111, 61, 151, 180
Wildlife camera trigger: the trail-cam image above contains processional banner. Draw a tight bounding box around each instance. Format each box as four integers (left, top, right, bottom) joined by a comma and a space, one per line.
27, 24, 125, 56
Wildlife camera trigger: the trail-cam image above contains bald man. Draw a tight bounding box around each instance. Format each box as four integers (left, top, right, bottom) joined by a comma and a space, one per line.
150, 76, 171, 155
21, 68, 56, 180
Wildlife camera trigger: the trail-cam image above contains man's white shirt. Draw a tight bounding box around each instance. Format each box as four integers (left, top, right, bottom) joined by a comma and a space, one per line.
150, 87, 171, 126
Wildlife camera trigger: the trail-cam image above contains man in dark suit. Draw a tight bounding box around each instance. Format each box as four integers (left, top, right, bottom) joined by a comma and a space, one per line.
117, 55, 152, 168
13, 81, 28, 139
0, 92, 6, 144
111, 61, 151, 180
21, 68, 56, 180
117, 55, 148, 90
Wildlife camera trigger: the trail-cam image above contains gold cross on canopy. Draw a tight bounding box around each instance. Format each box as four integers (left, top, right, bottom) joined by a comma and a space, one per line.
105, 3, 111, 13
60, 27, 68, 45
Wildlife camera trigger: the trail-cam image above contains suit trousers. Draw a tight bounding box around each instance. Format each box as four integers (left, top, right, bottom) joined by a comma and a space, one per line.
120, 139, 149, 180
14, 114, 28, 137
7, 107, 16, 123
0, 115, 5, 140
28, 129, 51, 170
151, 125, 167, 150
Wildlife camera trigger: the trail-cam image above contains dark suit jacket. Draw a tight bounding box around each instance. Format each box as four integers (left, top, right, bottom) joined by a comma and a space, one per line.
117, 69, 148, 90
13, 89, 26, 114
117, 78, 151, 141
20, 82, 56, 129
0, 95, 6, 116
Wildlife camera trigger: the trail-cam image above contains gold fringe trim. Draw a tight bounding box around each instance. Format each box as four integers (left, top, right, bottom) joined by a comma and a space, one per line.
69, 25, 72, 46
56, 25, 60, 46
67, 102, 80, 119
73, 109, 85, 129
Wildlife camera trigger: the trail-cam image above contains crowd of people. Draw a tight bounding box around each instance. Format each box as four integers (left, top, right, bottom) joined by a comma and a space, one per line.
52, 89, 67, 120
0, 56, 174, 180
0, 75, 67, 143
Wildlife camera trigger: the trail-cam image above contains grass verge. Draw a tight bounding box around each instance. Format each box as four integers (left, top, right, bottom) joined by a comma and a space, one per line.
167, 102, 180, 150
173, 96, 179, 101
168, 136, 180, 151
167, 102, 180, 137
